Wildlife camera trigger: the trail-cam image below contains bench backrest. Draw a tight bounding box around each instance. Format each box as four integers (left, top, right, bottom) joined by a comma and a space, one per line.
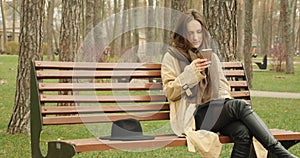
30, 61, 250, 126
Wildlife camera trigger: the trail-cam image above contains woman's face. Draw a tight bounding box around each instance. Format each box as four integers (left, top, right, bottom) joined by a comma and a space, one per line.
186, 20, 203, 48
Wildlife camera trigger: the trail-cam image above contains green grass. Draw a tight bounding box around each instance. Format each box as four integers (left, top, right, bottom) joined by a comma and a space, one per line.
252, 64, 300, 92
0, 55, 299, 157
252, 56, 300, 92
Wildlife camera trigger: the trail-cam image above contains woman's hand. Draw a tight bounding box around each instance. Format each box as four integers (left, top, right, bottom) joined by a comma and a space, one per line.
192, 58, 211, 72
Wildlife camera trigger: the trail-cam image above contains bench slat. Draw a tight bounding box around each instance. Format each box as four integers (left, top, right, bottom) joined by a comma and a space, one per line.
54, 134, 187, 153
221, 62, 243, 69
53, 129, 300, 153
224, 70, 245, 77
35, 61, 242, 70
36, 70, 162, 79
228, 81, 248, 88
230, 91, 250, 98
39, 83, 163, 91
41, 104, 170, 115
36, 70, 243, 79
35, 61, 162, 70
43, 112, 170, 125
40, 94, 167, 103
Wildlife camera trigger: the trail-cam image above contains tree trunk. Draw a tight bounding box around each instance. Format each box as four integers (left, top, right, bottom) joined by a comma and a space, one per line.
85, 0, 94, 37
268, 0, 274, 56
236, 0, 244, 61
296, 11, 300, 52
171, 0, 188, 12
280, 0, 294, 74
59, 0, 82, 62
121, 0, 129, 53
290, 0, 297, 57
243, 0, 254, 88
12, 0, 16, 41
46, 1, 55, 61
132, 0, 139, 58
189, 0, 202, 12
171, 0, 188, 31
82, 0, 95, 62
203, 0, 237, 62
146, 0, 155, 60
7, 0, 45, 134
162, 0, 172, 56
0, 0, 7, 52
112, 0, 121, 57
125, 0, 132, 50
94, 0, 102, 26
256, 0, 262, 56
59, 0, 82, 106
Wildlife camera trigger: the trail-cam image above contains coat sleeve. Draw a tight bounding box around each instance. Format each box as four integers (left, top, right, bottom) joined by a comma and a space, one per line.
161, 53, 206, 101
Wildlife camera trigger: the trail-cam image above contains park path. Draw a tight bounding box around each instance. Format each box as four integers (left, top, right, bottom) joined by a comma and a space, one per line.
250, 90, 300, 99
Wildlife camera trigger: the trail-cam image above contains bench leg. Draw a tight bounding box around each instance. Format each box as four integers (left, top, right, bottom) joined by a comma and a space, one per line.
46, 142, 76, 158
267, 140, 299, 158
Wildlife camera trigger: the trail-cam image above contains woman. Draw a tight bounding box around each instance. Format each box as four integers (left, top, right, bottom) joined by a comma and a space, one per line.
161, 9, 296, 158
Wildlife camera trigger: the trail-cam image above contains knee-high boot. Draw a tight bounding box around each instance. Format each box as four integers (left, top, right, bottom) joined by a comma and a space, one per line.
224, 99, 297, 158
241, 112, 297, 158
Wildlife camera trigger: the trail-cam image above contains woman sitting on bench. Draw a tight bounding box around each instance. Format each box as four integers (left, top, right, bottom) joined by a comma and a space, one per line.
161, 9, 296, 158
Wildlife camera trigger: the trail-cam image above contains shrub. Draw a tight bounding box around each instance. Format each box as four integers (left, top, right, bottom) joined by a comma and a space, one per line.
5, 41, 19, 55
269, 44, 285, 72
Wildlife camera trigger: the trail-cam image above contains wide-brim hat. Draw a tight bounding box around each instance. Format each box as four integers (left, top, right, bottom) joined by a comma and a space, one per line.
100, 118, 154, 141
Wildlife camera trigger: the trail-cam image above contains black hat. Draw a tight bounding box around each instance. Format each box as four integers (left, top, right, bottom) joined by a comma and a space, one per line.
100, 118, 154, 141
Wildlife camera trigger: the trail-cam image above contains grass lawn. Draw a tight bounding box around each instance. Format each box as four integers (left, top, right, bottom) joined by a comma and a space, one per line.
252, 56, 300, 92
0, 55, 299, 157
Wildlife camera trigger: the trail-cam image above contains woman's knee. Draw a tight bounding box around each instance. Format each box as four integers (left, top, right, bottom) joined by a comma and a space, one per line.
225, 99, 253, 119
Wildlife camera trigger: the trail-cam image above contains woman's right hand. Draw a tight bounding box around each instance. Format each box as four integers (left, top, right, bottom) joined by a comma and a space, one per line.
192, 58, 211, 72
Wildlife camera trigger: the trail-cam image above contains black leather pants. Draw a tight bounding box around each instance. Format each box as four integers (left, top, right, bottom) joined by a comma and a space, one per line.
194, 99, 297, 158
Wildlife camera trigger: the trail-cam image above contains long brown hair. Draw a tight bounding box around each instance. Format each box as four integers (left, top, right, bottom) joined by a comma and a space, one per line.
172, 9, 210, 52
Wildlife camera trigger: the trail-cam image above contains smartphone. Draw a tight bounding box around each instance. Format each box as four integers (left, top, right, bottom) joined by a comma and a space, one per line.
200, 49, 213, 61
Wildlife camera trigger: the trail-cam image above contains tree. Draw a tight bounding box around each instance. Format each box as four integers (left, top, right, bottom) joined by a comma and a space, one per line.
58, 0, 82, 106
132, 0, 139, 58
280, 0, 294, 74
243, 0, 254, 88
203, 0, 237, 62
146, 0, 155, 60
236, 0, 244, 61
162, 0, 172, 55
171, 0, 188, 31
171, 0, 188, 13
85, 0, 94, 37
290, 0, 297, 54
12, 0, 17, 41
111, 0, 121, 56
0, 0, 7, 52
7, 0, 45, 134
46, 0, 55, 60
59, 0, 82, 62
120, 0, 129, 53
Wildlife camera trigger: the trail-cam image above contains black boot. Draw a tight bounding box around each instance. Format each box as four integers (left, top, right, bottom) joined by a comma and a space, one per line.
242, 112, 297, 158
219, 121, 253, 158
223, 99, 297, 158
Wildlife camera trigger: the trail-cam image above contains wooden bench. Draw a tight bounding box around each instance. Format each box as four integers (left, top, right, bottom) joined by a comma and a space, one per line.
30, 61, 300, 158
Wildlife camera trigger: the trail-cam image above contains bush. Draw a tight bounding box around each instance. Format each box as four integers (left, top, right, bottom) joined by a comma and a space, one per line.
3, 41, 48, 56
269, 44, 285, 72
5, 41, 19, 55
